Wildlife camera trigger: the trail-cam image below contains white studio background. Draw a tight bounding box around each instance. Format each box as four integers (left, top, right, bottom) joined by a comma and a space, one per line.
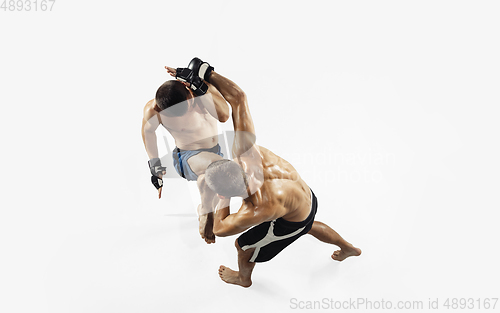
1, 1, 499, 312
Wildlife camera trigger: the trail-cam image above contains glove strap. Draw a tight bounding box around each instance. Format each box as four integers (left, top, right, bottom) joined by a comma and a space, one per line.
148, 158, 166, 176
176, 67, 193, 82
190, 76, 209, 96
175, 68, 208, 96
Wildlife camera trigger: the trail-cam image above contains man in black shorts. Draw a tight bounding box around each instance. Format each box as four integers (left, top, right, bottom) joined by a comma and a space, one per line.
202, 68, 362, 287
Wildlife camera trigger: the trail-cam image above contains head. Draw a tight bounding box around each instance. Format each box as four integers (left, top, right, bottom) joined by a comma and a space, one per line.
155, 80, 193, 117
205, 159, 249, 198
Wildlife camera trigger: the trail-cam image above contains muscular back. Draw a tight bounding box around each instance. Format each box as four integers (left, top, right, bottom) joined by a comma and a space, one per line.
244, 146, 312, 223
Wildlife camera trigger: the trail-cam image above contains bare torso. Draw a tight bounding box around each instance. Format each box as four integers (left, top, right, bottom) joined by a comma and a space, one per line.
244, 146, 312, 223
146, 98, 219, 150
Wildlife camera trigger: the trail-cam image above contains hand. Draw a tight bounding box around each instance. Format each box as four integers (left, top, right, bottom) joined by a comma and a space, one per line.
157, 170, 166, 199
165, 66, 191, 88
165, 66, 176, 77
150, 169, 166, 199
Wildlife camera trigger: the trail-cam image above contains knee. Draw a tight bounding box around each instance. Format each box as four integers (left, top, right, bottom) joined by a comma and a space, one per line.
307, 221, 318, 236
196, 174, 205, 189
234, 238, 242, 250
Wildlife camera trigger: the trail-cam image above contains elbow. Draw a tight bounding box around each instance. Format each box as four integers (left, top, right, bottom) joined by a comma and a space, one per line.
213, 226, 228, 237
219, 111, 230, 123
218, 103, 231, 122
227, 89, 247, 108
235, 89, 247, 104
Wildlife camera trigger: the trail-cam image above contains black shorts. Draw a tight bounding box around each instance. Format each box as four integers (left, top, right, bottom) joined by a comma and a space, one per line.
237, 188, 318, 263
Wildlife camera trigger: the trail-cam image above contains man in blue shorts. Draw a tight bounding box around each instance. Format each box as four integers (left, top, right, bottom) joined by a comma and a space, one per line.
142, 58, 230, 243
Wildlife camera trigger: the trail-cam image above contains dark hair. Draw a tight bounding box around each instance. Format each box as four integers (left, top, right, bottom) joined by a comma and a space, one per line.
205, 159, 248, 197
155, 80, 191, 117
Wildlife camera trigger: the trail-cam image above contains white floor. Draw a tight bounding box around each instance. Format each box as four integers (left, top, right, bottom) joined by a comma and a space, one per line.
34, 135, 500, 313
4, 100, 500, 313
1, 1, 500, 312
37, 172, 499, 313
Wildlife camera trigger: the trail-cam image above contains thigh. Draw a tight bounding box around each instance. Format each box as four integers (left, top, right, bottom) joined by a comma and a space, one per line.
187, 151, 224, 176
197, 174, 218, 215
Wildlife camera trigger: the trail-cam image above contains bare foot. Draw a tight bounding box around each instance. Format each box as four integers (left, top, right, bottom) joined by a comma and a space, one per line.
198, 212, 215, 244
332, 244, 362, 261
218, 266, 252, 287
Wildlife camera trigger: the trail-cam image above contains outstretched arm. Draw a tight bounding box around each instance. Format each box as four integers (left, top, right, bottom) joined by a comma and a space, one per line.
208, 72, 257, 159
142, 100, 165, 198
209, 71, 264, 196
202, 82, 231, 123
209, 72, 254, 134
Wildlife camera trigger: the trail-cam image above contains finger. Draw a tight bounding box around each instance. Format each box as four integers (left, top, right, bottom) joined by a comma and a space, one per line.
165, 66, 176, 75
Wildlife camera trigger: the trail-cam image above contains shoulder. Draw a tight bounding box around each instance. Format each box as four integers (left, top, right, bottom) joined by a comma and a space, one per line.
142, 99, 162, 130
143, 99, 158, 115
143, 99, 158, 119
257, 146, 278, 162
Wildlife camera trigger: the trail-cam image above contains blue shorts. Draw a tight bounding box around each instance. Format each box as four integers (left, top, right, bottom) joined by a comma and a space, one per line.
172, 144, 224, 181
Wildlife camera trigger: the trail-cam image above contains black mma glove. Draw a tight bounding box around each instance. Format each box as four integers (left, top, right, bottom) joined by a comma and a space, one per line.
148, 158, 166, 190
187, 57, 214, 83
175, 57, 214, 96
176, 68, 208, 96
151, 175, 163, 190
175, 68, 194, 84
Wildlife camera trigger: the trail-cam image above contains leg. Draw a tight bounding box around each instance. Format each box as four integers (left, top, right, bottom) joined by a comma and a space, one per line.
197, 205, 215, 244
196, 174, 218, 244
308, 221, 362, 261
187, 151, 223, 177
218, 239, 255, 287
190, 152, 223, 244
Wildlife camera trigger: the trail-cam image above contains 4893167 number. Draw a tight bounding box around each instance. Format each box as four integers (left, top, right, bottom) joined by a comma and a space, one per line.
443, 298, 498, 310
1, 0, 56, 11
